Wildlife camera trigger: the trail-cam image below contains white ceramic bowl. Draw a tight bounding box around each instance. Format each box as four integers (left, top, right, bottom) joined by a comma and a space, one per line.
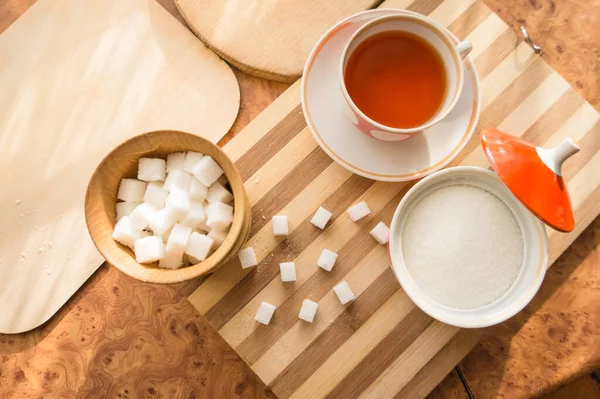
389, 166, 548, 328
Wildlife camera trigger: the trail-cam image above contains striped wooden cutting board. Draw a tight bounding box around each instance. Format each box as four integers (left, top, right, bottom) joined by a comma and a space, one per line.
186, 0, 600, 397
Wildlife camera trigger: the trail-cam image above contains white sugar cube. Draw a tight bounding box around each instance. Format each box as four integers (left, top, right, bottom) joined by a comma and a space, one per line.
193, 156, 224, 186
370, 222, 390, 245
198, 202, 210, 231
333, 280, 355, 305
163, 170, 193, 192
165, 189, 190, 221
298, 299, 318, 323
184, 151, 204, 174
255, 301, 276, 325
148, 208, 177, 236
166, 152, 185, 173
137, 158, 166, 182
347, 201, 371, 222
207, 229, 227, 248
161, 224, 175, 243
189, 178, 208, 202
317, 249, 338, 272
129, 202, 159, 231
207, 182, 233, 204
239, 247, 257, 269
182, 200, 205, 228
159, 251, 182, 269
117, 178, 147, 202
134, 236, 164, 263
185, 232, 214, 261
279, 262, 296, 282
112, 216, 141, 249
206, 201, 234, 230
143, 182, 168, 208
160, 223, 192, 269
116, 201, 140, 221
311, 206, 332, 229
272, 215, 289, 236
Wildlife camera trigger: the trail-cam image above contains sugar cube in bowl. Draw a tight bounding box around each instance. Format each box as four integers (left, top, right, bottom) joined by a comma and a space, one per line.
85, 130, 251, 284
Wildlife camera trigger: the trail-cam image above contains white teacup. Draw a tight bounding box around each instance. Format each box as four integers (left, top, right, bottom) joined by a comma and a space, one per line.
340, 13, 472, 142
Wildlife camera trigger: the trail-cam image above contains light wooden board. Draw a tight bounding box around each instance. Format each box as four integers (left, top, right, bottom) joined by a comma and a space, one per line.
184, 0, 600, 397
174, 0, 379, 82
0, 0, 240, 334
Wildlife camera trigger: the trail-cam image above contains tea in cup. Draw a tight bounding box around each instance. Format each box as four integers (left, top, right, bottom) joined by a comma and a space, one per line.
340, 14, 472, 141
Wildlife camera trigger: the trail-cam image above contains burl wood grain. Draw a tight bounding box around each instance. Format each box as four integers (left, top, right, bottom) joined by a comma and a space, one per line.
0, 265, 275, 398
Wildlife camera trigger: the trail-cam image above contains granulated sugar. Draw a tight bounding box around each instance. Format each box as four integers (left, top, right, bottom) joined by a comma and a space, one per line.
402, 184, 524, 309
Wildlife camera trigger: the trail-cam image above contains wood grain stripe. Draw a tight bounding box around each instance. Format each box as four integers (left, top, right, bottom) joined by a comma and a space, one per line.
521, 90, 584, 145
327, 307, 433, 398
395, 329, 484, 398
271, 269, 401, 398
466, 14, 509, 60
475, 28, 522, 79
428, 0, 476, 26
225, 81, 302, 162
406, 0, 444, 15
447, 1, 492, 40
235, 104, 305, 181
209, 174, 373, 331
561, 120, 600, 180
358, 322, 460, 398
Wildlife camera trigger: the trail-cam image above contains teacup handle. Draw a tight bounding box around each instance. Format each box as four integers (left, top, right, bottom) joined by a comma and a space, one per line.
456, 41, 473, 59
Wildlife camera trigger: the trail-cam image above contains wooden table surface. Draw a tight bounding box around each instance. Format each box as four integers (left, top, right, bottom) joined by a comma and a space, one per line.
1, 0, 599, 398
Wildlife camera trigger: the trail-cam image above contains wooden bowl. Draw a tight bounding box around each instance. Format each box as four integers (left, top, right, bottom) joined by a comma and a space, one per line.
84, 130, 251, 284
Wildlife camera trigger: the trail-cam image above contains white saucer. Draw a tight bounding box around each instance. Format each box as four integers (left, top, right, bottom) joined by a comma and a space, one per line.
301, 9, 481, 182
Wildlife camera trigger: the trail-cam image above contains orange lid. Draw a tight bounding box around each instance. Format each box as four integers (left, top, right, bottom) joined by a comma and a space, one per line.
481, 128, 579, 233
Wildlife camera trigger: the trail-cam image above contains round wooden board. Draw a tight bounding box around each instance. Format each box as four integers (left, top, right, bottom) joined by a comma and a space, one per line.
174, 0, 380, 83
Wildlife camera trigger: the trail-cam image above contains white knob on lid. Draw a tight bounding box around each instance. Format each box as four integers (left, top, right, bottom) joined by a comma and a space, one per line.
536, 138, 580, 176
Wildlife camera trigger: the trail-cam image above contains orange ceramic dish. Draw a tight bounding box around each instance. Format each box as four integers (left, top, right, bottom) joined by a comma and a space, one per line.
481, 128, 577, 233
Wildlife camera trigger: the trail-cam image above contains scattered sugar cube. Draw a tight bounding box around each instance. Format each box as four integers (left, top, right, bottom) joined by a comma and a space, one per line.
184, 151, 204, 174
166, 152, 185, 173
311, 206, 332, 229
148, 208, 177, 236
163, 170, 193, 192
143, 182, 168, 208
165, 189, 190, 221
272, 215, 289, 236
112, 216, 141, 249
239, 247, 257, 269
333, 280, 355, 305
189, 178, 208, 202
137, 158, 166, 182
255, 301, 276, 325
298, 299, 318, 323
317, 249, 338, 272
193, 156, 224, 186
347, 201, 371, 222
116, 201, 140, 221
207, 182, 233, 203
129, 202, 159, 231
185, 232, 214, 261
206, 201, 234, 230
182, 200, 205, 228
208, 229, 227, 248
279, 262, 296, 282
134, 236, 164, 263
370, 222, 390, 245
117, 179, 147, 202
